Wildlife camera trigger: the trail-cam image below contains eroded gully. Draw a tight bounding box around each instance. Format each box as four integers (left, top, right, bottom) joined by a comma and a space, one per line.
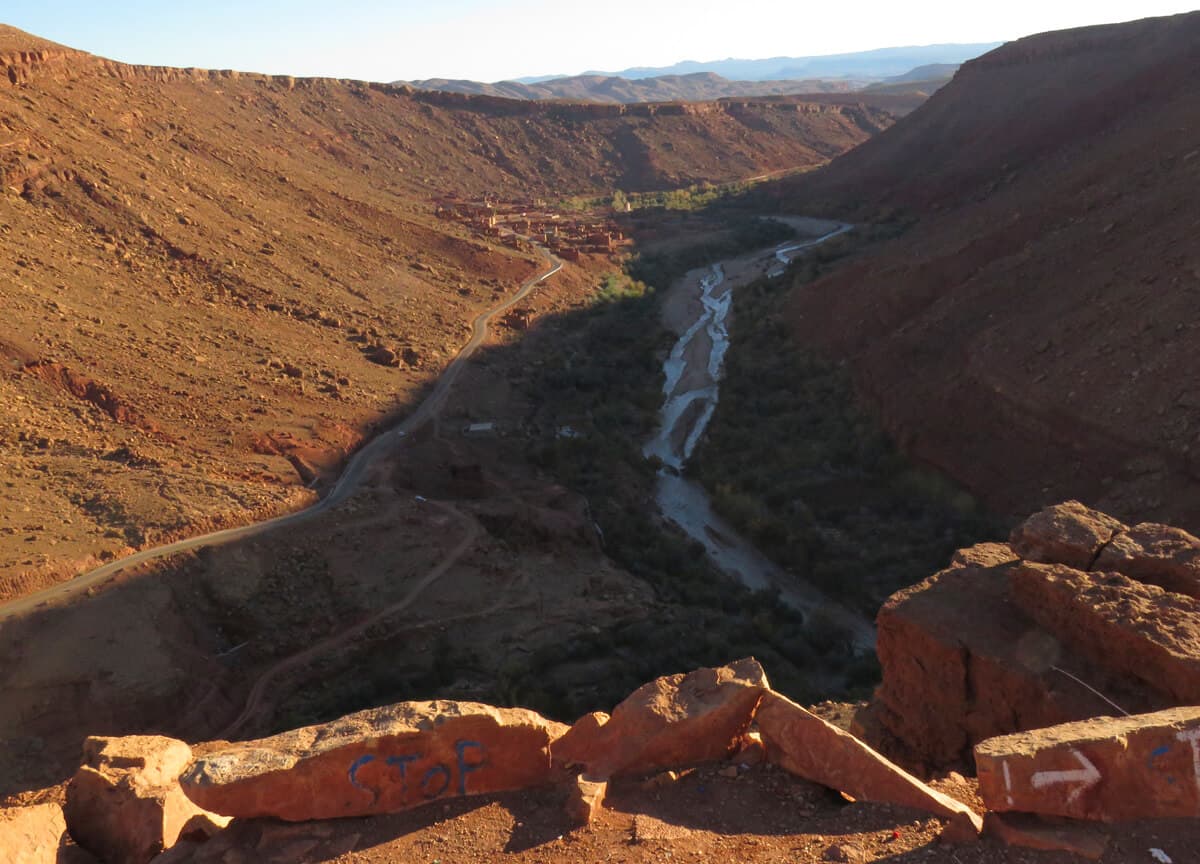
643, 221, 875, 651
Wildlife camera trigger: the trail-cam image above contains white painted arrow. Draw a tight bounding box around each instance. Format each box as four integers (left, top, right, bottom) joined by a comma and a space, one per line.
1031, 748, 1101, 804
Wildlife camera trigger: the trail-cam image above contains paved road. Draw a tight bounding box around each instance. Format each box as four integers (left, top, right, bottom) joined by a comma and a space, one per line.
0, 247, 562, 625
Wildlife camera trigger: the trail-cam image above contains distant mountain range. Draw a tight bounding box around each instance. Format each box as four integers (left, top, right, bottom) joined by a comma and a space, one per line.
528, 43, 1000, 83
406, 68, 961, 108
402, 44, 997, 105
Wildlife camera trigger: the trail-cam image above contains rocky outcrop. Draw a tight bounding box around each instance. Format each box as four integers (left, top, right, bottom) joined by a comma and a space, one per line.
551, 658, 767, 779
756, 691, 981, 832
975, 707, 1200, 821
0, 802, 70, 864
65, 735, 228, 864
1010, 562, 1200, 704
1095, 522, 1200, 599
873, 503, 1200, 770
873, 542, 1131, 770
1008, 501, 1124, 569
180, 701, 568, 821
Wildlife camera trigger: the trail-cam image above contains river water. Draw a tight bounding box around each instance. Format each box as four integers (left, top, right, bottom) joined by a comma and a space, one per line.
643, 223, 875, 650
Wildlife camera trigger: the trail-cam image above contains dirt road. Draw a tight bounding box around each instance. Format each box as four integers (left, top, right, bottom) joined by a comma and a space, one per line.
219, 499, 481, 738
0, 248, 562, 625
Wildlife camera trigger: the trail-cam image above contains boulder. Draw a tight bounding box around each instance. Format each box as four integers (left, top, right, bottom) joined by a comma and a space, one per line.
874, 544, 1127, 769
756, 691, 981, 832
65, 735, 228, 864
1008, 501, 1125, 569
983, 812, 1108, 860
551, 658, 767, 779
1010, 562, 1200, 703
975, 706, 1200, 820
0, 802, 68, 864
1094, 522, 1200, 599
365, 344, 400, 367
180, 700, 568, 821
563, 774, 606, 827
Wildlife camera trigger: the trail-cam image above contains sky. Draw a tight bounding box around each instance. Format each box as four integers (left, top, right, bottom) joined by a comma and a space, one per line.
4, 1, 1198, 83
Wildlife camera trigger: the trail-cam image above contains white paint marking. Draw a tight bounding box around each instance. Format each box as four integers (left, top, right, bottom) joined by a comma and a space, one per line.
1002, 761, 1015, 806
1175, 728, 1200, 795
1030, 748, 1101, 805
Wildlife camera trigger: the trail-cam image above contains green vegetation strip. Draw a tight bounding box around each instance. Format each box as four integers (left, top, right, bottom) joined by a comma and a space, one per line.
691, 230, 1000, 616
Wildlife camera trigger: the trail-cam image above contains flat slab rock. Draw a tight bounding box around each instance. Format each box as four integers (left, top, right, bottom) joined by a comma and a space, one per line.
756, 691, 981, 832
976, 706, 1200, 821
180, 700, 568, 821
984, 812, 1108, 860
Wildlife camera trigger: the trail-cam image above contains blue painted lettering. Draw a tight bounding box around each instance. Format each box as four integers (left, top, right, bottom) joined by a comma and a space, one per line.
455, 740, 486, 795
348, 755, 376, 794
421, 763, 451, 799
386, 754, 421, 794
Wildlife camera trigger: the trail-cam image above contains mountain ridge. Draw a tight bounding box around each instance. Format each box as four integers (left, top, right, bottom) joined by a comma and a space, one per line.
552, 42, 999, 82
773, 10, 1200, 529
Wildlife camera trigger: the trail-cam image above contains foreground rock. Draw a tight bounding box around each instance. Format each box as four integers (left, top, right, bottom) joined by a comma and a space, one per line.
975, 706, 1200, 820
1010, 562, 1200, 704
564, 774, 607, 827
0, 802, 68, 864
552, 658, 767, 779
873, 543, 1138, 769
1008, 501, 1125, 570
756, 691, 981, 832
1011, 502, 1200, 598
180, 701, 568, 821
984, 812, 1108, 860
872, 514, 1200, 770
65, 735, 228, 864
1095, 521, 1200, 599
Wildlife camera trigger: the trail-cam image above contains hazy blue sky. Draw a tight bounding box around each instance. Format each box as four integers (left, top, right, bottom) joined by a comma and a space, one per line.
4, 1, 1197, 82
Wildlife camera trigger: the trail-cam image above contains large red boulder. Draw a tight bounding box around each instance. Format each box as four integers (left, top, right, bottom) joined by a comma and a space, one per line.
552, 658, 768, 779
873, 543, 1130, 770
756, 691, 981, 832
976, 706, 1200, 821
179, 701, 567, 821
0, 802, 69, 864
65, 735, 228, 864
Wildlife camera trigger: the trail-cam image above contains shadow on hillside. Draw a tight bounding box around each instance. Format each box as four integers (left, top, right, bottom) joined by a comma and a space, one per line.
0, 212, 997, 803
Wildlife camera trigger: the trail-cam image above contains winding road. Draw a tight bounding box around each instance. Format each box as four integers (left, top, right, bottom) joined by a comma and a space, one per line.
0, 247, 562, 625
219, 498, 481, 738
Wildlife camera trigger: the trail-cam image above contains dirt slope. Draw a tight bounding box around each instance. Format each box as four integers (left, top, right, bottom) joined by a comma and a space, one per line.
774, 12, 1200, 528
0, 25, 889, 597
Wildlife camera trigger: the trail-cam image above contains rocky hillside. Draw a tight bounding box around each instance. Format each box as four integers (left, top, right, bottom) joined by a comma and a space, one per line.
771, 11, 1200, 529
12, 545, 1200, 864
0, 24, 891, 597
406, 71, 860, 103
